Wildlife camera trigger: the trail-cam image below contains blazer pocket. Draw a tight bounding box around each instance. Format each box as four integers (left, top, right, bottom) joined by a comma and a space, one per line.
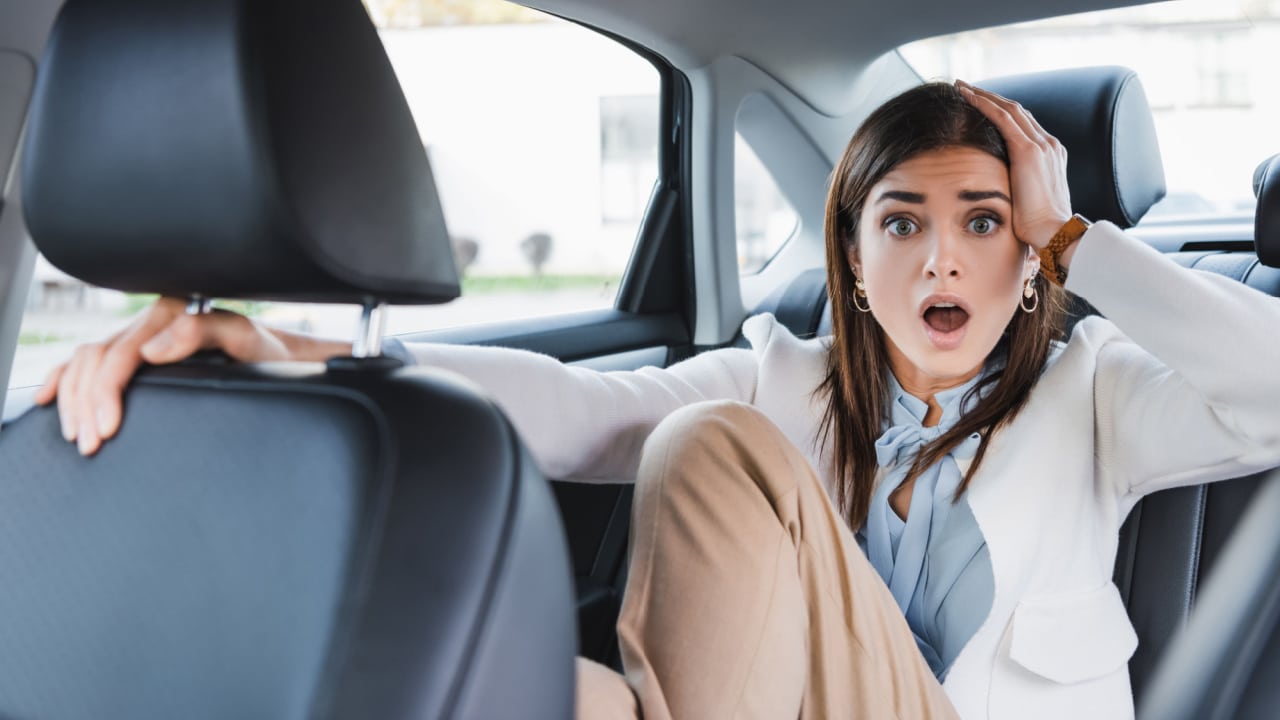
1008, 582, 1138, 684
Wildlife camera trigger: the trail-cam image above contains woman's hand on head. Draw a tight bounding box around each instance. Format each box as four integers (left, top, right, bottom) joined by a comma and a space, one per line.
32, 297, 347, 457
956, 79, 1073, 250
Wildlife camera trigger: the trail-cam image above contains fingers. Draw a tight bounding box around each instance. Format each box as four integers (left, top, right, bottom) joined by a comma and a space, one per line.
956, 80, 1056, 150
48, 298, 184, 455
55, 352, 80, 442
955, 79, 1073, 249
139, 309, 287, 365
90, 329, 153, 442
41, 297, 290, 457
72, 342, 108, 455
34, 362, 65, 406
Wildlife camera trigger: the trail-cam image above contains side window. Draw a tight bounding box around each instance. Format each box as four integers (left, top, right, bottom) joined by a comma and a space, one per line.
897, 0, 1276, 221
735, 132, 798, 274
9, 0, 661, 389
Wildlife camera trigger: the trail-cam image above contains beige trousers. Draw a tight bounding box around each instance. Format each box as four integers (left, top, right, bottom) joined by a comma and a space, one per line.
576, 401, 960, 720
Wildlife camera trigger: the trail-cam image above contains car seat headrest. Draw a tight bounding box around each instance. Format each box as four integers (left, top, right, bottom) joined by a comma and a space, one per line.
1252, 154, 1280, 267
981, 66, 1167, 228
21, 0, 459, 305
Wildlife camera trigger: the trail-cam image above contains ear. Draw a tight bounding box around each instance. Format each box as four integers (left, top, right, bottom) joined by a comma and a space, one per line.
1024, 245, 1041, 281
845, 243, 860, 277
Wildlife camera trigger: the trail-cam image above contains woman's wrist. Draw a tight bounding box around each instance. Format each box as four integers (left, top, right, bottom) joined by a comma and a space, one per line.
1057, 237, 1082, 274
1037, 214, 1091, 285
1029, 215, 1075, 252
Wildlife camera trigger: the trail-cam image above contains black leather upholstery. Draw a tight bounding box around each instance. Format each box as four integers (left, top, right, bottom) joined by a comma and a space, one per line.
4, 0, 576, 717
981, 66, 1167, 228
0, 364, 576, 719
1136, 469, 1280, 720
1251, 154, 1280, 267
21, 0, 459, 304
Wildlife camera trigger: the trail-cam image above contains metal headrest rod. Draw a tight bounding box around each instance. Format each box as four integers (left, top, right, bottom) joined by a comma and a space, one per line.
351, 301, 387, 358
183, 295, 386, 358
186, 295, 213, 315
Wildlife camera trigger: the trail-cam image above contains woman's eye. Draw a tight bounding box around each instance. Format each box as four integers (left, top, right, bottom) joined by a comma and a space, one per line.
887, 218, 917, 237
968, 216, 998, 235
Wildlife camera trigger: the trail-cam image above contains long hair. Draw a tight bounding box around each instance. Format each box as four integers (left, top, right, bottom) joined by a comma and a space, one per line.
817, 82, 1068, 528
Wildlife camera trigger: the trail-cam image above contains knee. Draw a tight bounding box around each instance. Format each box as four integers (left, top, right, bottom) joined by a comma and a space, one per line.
633, 400, 807, 538
637, 400, 781, 498
645, 400, 767, 465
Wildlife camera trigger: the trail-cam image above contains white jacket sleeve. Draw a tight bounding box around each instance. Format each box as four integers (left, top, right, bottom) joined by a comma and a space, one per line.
1065, 221, 1280, 501
400, 340, 760, 482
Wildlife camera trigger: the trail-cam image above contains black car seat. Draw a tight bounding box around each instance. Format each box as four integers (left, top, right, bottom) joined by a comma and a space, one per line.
0, 0, 575, 718
755, 65, 1280, 703
1132, 155, 1280, 720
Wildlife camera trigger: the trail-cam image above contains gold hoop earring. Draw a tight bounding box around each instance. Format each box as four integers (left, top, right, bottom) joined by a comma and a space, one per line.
1020, 276, 1039, 313
853, 277, 871, 313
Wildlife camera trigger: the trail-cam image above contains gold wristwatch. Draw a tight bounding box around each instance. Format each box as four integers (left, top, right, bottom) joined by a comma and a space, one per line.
1039, 214, 1090, 286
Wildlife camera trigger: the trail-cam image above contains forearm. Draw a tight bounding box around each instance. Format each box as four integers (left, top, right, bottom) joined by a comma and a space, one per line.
1067, 222, 1280, 462
402, 341, 759, 481
267, 326, 353, 362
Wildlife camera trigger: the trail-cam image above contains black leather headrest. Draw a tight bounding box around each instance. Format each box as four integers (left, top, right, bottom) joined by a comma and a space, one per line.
981, 66, 1166, 229
1252, 155, 1280, 267
22, 0, 459, 305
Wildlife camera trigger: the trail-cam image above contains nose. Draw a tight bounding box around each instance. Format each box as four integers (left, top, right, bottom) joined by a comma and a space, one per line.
923, 227, 963, 280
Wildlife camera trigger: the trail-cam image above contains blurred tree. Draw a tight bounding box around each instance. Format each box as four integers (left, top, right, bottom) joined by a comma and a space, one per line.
452, 236, 479, 276
364, 0, 546, 28
520, 232, 552, 278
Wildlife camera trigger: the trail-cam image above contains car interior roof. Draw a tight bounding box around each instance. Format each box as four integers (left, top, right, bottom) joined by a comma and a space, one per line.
0, 0, 1177, 101
525, 0, 1152, 115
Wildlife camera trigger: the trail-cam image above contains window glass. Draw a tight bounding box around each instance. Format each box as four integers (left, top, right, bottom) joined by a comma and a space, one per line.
898, 0, 1277, 222
735, 132, 798, 274
9, 0, 660, 389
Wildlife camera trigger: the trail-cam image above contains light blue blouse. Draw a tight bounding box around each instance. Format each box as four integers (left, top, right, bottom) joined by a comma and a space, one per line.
857, 370, 995, 681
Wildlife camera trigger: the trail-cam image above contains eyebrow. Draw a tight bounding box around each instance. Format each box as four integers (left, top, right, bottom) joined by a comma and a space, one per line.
958, 190, 1011, 203
876, 189, 1011, 204
876, 190, 925, 204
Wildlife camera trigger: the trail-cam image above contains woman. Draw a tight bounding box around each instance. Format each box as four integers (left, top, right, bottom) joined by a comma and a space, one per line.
37, 81, 1280, 719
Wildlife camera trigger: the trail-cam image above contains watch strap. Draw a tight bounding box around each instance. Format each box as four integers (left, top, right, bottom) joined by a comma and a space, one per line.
1039, 214, 1091, 286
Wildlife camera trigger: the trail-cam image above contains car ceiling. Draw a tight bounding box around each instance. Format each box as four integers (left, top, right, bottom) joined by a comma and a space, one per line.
526, 0, 1157, 115
5, 0, 1158, 116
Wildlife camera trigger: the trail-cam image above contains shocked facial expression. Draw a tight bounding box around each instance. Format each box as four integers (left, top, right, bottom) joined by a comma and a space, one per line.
849, 146, 1039, 389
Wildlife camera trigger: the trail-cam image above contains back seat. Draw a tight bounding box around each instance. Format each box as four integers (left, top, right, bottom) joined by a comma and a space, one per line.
753, 107, 1280, 703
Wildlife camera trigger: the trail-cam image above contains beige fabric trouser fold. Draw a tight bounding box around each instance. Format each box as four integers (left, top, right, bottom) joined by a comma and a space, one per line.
576, 400, 960, 720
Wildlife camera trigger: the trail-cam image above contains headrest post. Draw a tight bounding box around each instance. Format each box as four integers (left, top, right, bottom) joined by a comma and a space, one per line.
352, 301, 387, 358
186, 296, 213, 315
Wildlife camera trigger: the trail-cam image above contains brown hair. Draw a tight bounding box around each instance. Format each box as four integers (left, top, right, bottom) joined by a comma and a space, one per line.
818, 82, 1068, 527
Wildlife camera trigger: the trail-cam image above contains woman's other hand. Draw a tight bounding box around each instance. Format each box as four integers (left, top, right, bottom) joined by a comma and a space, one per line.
956, 79, 1073, 250
32, 297, 352, 456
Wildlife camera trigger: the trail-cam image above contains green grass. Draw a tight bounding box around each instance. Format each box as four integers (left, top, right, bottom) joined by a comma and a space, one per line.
114, 276, 615, 317
18, 330, 67, 346
121, 293, 160, 316
120, 294, 266, 317
461, 274, 618, 294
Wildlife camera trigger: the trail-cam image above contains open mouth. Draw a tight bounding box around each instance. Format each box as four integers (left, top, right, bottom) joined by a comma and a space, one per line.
923, 303, 969, 333
920, 297, 970, 350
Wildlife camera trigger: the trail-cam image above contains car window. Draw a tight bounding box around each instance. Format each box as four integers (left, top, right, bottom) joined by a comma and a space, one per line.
898, 0, 1274, 224
736, 132, 798, 274
8, 0, 660, 389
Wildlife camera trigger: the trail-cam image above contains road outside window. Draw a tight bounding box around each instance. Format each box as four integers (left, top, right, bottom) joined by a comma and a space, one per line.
9, 0, 660, 389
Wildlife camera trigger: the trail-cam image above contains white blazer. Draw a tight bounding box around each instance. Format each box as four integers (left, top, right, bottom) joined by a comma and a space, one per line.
404, 221, 1280, 719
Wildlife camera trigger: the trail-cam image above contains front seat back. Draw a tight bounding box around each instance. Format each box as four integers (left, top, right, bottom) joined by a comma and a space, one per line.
0, 1, 575, 718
